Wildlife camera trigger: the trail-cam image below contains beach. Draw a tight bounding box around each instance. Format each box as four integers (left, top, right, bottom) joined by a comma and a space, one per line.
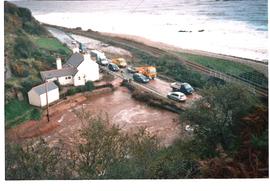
13, 0, 268, 62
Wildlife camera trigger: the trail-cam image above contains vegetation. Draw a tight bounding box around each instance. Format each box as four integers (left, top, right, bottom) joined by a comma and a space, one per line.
4, 1, 72, 101
66, 81, 95, 96
5, 99, 42, 128
128, 49, 209, 89
6, 83, 268, 179
177, 52, 268, 88
33, 37, 70, 54
4, 2, 72, 127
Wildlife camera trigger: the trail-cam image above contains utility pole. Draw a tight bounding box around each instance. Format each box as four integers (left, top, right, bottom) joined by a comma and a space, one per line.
45, 78, 50, 122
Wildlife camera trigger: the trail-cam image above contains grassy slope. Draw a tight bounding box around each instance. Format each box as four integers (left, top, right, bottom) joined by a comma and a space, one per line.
32, 36, 70, 54
4, 2, 71, 128
177, 52, 268, 88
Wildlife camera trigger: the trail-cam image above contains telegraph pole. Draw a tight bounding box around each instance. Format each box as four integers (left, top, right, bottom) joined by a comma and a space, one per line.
45, 78, 50, 122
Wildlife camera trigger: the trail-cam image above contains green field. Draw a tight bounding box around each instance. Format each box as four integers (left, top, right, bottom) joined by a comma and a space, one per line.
5, 99, 41, 128
33, 37, 70, 54
177, 52, 268, 88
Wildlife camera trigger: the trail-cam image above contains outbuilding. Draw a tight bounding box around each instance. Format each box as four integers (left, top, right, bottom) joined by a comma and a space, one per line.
28, 81, 59, 107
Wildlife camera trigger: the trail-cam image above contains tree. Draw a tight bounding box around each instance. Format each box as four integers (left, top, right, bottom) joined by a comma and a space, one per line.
5, 139, 63, 180
75, 111, 129, 179
182, 84, 259, 157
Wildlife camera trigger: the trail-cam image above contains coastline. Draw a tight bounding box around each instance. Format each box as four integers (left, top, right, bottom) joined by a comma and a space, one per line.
43, 23, 268, 77
101, 31, 268, 76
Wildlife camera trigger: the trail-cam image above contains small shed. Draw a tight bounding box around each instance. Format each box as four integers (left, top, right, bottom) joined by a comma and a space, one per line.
28, 82, 59, 107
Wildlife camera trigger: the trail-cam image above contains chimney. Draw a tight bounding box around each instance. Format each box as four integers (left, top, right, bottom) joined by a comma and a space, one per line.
72, 47, 79, 53
56, 57, 62, 69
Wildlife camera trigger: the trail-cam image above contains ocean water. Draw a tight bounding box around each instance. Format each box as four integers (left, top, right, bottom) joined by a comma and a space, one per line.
12, 0, 268, 61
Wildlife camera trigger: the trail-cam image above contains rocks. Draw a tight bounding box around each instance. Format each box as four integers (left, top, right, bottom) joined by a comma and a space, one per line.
178, 29, 205, 33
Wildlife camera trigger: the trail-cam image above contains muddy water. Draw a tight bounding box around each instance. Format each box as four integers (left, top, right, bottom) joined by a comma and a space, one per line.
42, 86, 184, 147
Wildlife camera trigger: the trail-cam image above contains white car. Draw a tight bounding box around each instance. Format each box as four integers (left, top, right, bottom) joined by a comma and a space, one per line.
167, 92, 187, 102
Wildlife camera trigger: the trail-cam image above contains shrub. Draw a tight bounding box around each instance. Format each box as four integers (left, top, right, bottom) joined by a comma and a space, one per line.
24, 21, 47, 35
17, 7, 32, 22
14, 36, 35, 58
85, 81, 94, 91
66, 81, 95, 96
66, 87, 79, 96
31, 108, 42, 120
21, 79, 41, 94
10, 63, 29, 77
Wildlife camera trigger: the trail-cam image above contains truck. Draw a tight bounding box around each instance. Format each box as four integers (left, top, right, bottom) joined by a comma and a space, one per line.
170, 82, 194, 95
90, 50, 109, 66
135, 66, 157, 79
112, 58, 127, 68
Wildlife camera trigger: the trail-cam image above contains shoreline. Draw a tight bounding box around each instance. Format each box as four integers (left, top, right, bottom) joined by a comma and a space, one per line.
100, 31, 268, 76
43, 23, 268, 77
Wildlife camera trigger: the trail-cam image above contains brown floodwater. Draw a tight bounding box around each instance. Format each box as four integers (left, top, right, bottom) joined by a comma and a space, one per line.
42, 85, 185, 147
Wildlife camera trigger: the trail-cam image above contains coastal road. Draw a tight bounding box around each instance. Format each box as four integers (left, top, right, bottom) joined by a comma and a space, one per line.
52, 25, 267, 97
47, 26, 267, 97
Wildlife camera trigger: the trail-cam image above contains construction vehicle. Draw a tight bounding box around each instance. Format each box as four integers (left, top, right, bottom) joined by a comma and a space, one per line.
112, 58, 127, 68
171, 82, 194, 95
135, 66, 157, 79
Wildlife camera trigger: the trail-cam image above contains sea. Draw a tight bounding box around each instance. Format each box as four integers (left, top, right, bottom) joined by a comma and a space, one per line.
11, 0, 268, 62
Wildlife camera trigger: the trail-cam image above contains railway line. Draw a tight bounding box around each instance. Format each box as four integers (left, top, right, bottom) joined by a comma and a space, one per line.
48, 25, 268, 97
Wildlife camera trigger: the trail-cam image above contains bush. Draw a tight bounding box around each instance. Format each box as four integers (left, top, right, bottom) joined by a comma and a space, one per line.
66, 87, 79, 96
21, 79, 41, 94
10, 63, 29, 77
14, 36, 35, 59
17, 7, 32, 22
31, 108, 42, 120
85, 81, 94, 91
23, 21, 47, 35
66, 81, 95, 96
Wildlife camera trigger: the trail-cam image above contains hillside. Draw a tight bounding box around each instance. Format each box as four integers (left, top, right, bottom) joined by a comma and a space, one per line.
4, 1, 71, 128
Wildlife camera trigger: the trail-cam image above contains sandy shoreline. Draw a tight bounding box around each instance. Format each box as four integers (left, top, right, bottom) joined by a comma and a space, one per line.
101, 31, 268, 76
44, 23, 268, 77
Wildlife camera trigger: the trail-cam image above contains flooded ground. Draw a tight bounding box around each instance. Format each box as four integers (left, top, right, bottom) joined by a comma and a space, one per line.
43, 85, 183, 148
7, 78, 187, 148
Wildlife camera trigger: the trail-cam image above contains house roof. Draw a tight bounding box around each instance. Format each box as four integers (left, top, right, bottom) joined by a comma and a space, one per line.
64, 52, 84, 68
40, 67, 78, 81
31, 81, 58, 96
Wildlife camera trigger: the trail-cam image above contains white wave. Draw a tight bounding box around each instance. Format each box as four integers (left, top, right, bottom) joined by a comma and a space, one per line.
35, 11, 268, 61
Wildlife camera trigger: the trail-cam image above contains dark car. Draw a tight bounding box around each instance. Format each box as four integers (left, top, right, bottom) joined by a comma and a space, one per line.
171, 82, 194, 95
133, 73, 150, 83
108, 63, 120, 72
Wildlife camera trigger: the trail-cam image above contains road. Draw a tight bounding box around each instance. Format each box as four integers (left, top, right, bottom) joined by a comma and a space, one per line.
48, 25, 267, 97
47, 27, 201, 106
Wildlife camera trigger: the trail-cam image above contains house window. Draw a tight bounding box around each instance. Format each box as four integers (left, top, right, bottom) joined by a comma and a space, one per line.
78, 77, 81, 80
65, 76, 72, 80
68, 76, 71, 79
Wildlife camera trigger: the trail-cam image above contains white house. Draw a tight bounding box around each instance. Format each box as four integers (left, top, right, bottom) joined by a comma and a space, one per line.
28, 81, 59, 107
40, 50, 99, 86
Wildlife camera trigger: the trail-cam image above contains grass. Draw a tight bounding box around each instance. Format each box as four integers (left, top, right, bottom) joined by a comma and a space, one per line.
5, 99, 42, 129
33, 36, 70, 54
177, 52, 268, 88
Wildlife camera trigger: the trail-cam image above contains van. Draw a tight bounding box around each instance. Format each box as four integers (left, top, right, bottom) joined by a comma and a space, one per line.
90, 50, 109, 66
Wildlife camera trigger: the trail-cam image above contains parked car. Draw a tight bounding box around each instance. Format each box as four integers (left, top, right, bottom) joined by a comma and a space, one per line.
112, 58, 127, 68
133, 73, 150, 83
171, 82, 194, 95
108, 63, 120, 72
167, 92, 187, 102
